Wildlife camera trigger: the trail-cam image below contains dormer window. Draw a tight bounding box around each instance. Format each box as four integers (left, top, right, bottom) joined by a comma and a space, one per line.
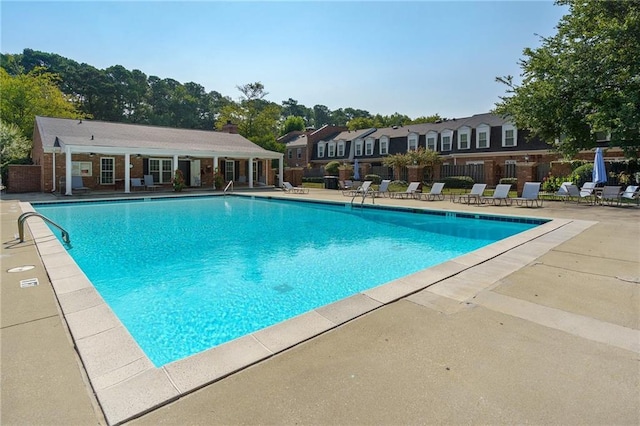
379, 136, 389, 155
476, 124, 490, 149
441, 129, 453, 151
317, 142, 325, 158
337, 141, 345, 156
426, 131, 437, 151
328, 141, 336, 157
457, 126, 470, 150
502, 124, 517, 147
355, 139, 363, 156
365, 137, 374, 156
407, 132, 418, 151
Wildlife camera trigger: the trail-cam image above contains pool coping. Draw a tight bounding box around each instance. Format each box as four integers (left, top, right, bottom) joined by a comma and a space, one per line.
20, 197, 596, 425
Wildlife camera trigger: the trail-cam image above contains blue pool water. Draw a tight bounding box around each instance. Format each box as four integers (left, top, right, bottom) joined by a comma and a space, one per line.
35, 196, 540, 366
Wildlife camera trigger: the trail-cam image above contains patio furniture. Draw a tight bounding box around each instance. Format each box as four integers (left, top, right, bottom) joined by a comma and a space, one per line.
144, 175, 160, 191
481, 184, 512, 206
282, 182, 309, 194
391, 182, 421, 199
418, 182, 445, 201
513, 182, 543, 207
452, 183, 487, 205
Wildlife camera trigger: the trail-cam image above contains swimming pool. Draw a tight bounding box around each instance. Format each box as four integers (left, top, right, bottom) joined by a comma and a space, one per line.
35, 195, 542, 366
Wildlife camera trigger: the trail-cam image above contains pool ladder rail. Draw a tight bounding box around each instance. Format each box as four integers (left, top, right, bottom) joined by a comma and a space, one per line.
350, 185, 375, 206
224, 180, 234, 194
17, 212, 71, 244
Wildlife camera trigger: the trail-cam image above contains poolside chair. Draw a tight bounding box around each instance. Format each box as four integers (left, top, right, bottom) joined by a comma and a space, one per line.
144, 174, 160, 191
130, 178, 145, 191
391, 182, 421, 199
513, 182, 543, 207
597, 185, 621, 206
282, 181, 309, 194
71, 176, 90, 193
554, 181, 573, 201
371, 179, 391, 198
351, 181, 373, 197
452, 183, 487, 205
565, 184, 594, 204
418, 182, 445, 201
619, 185, 639, 206
481, 184, 512, 206
340, 180, 356, 196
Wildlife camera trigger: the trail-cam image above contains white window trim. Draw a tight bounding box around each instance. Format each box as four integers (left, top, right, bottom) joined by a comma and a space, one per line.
365, 137, 374, 156
502, 124, 518, 147
225, 159, 234, 182
440, 130, 453, 151
328, 141, 336, 157
100, 157, 115, 185
457, 127, 471, 150
337, 141, 345, 157
476, 124, 491, 149
426, 131, 437, 152
407, 132, 419, 151
149, 158, 172, 184
504, 159, 517, 165
379, 136, 389, 155
317, 142, 325, 158
355, 139, 363, 156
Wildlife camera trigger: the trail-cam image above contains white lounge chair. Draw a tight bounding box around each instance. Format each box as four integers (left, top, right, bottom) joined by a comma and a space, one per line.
371, 180, 391, 198
481, 184, 512, 206
419, 182, 445, 201
513, 182, 543, 207
452, 183, 487, 204
282, 181, 309, 194
554, 181, 573, 201
619, 185, 639, 206
144, 174, 160, 191
597, 185, 621, 206
391, 182, 421, 199
565, 184, 594, 204
351, 181, 373, 197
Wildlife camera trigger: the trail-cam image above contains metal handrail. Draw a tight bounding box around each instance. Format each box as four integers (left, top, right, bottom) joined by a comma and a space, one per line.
18, 212, 70, 244
351, 186, 375, 206
224, 180, 234, 193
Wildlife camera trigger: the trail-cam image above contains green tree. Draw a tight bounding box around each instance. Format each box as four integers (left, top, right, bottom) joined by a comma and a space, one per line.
281, 116, 305, 135
495, 0, 640, 158
0, 67, 80, 139
0, 121, 32, 183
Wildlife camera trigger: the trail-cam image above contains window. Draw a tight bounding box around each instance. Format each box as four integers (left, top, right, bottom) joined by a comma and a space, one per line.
502, 124, 517, 147
426, 131, 437, 151
100, 157, 114, 185
476, 124, 490, 149
337, 141, 345, 157
71, 161, 92, 177
328, 142, 336, 157
457, 127, 470, 150
318, 143, 325, 158
225, 160, 234, 182
296, 148, 302, 159
440, 130, 453, 151
365, 137, 374, 156
379, 136, 388, 155
288, 150, 293, 159
355, 139, 363, 156
407, 133, 418, 151
149, 158, 172, 183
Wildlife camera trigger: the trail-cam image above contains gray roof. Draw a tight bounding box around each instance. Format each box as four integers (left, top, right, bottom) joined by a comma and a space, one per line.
367, 113, 508, 139
35, 116, 282, 158
331, 128, 376, 142
287, 134, 308, 148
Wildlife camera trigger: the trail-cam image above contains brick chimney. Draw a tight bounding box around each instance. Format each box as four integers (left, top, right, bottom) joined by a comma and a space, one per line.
221, 120, 238, 134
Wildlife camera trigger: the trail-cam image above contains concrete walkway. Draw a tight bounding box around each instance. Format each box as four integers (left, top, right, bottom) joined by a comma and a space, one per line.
1, 189, 638, 425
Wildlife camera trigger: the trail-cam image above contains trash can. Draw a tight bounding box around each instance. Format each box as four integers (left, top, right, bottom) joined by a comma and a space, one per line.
324, 176, 339, 190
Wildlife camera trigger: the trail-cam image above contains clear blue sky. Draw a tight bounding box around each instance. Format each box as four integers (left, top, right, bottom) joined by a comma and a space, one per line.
2, 1, 567, 119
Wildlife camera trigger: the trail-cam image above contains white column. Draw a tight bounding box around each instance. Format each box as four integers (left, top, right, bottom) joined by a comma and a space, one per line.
248, 157, 254, 188
279, 155, 284, 188
124, 153, 131, 193
65, 146, 72, 195
213, 156, 218, 189
51, 150, 57, 192
173, 154, 179, 177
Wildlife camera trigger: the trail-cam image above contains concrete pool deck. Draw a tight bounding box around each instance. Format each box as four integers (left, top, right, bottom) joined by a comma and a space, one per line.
1, 189, 639, 425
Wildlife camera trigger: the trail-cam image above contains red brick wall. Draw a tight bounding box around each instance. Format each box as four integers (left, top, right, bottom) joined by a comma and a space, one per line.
7, 165, 41, 193
516, 163, 537, 195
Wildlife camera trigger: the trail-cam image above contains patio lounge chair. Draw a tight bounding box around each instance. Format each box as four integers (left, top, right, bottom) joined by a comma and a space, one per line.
391, 182, 421, 199
619, 185, 639, 206
565, 184, 594, 204
130, 178, 145, 191
351, 181, 373, 197
513, 182, 543, 207
418, 182, 445, 201
597, 185, 622, 206
452, 183, 487, 205
282, 181, 309, 194
371, 179, 391, 198
144, 175, 160, 191
71, 176, 90, 193
481, 184, 512, 206
554, 181, 573, 201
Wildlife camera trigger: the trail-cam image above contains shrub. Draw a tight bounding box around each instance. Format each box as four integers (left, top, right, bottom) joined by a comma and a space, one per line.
441, 175, 474, 189
541, 175, 569, 192
364, 174, 382, 184
324, 161, 341, 176
570, 163, 594, 187
499, 177, 518, 186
